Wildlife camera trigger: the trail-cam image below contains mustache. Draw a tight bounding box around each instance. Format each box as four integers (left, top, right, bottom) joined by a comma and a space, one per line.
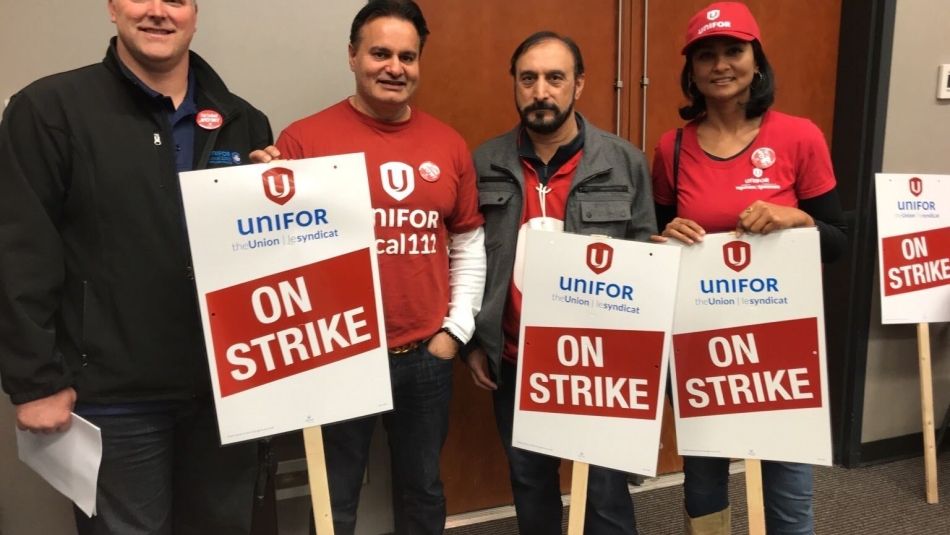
522, 102, 561, 114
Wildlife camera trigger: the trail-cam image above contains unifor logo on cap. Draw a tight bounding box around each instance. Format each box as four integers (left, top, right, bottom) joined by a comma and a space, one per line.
909, 176, 923, 197
262, 167, 295, 205
707, 9, 721, 20
380, 162, 415, 201
586, 242, 614, 275
723, 240, 751, 272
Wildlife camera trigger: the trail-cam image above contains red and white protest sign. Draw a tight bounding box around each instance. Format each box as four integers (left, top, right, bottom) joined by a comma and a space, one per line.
671, 229, 831, 465
520, 326, 663, 419
875, 174, 950, 323
207, 251, 380, 398
180, 154, 391, 444
513, 230, 680, 476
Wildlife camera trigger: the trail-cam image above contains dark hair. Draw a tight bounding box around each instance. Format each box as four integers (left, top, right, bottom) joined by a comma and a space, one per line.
678, 39, 774, 121
349, 0, 430, 51
509, 31, 585, 78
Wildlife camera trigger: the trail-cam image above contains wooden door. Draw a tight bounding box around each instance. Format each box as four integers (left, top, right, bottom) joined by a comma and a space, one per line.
413, 0, 842, 515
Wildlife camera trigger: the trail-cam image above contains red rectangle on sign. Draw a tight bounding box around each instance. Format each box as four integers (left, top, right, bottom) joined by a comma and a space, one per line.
673, 318, 822, 418
519, 326, 664, 420
881, 226, 950, 296
206, 249, 380, 397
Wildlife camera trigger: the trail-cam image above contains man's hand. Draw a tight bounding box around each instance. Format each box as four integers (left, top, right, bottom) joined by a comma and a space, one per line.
426, 330, 459, 360
249, 145, 282, 164
16, 387, 76, 434
736, 200, 814, 236
465, 346, 497, 390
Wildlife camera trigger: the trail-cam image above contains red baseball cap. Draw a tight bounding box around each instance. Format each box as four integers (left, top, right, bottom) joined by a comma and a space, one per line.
682, 2, 761, 54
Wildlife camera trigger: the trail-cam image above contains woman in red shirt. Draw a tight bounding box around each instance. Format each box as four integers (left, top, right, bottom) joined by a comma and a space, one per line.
652, 3, 846, 534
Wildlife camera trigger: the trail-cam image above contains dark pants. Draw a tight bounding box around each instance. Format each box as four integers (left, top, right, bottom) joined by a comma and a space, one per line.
74, 400, 258, 535
493, 359, 638, 535
683, 456, 814, 534
323, 346, 454, 535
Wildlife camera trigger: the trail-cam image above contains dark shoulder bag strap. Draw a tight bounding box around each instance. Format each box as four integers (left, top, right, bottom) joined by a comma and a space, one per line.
672, 127, 683, 199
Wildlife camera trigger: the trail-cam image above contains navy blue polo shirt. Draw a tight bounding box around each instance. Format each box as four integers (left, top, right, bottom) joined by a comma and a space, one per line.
117, 61, 198, 172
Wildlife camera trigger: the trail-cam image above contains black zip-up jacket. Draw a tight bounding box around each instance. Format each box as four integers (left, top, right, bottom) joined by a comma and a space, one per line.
0, 41, 273, 405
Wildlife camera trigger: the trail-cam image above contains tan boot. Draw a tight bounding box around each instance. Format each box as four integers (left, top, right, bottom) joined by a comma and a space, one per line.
685, 505, 732, 535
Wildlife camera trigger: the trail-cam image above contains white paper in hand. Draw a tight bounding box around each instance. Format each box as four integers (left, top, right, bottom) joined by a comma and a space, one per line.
16, 413, 102, 517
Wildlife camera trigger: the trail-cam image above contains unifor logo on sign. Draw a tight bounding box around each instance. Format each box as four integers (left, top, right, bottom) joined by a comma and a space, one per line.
586, 242, 614, 275
262, 167, 295, 205
380, 162, 415, 202
722, 240, 751, 272
909, 176, 923, 197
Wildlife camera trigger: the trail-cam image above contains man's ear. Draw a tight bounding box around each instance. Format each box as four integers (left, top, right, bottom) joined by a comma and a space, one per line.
348, 43, 357, 72
574, 74, 586, 100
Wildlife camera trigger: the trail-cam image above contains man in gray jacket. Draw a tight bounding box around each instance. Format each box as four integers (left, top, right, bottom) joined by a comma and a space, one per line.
464, 31, 655, 535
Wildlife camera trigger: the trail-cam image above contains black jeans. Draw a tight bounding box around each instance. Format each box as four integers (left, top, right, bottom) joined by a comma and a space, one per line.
322, 346, 454, 535
74, 400, 258, 535
493, 359, 639, 535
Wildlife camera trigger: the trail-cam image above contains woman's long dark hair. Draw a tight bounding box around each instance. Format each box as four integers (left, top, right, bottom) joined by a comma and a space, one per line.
678, 40, 775, 121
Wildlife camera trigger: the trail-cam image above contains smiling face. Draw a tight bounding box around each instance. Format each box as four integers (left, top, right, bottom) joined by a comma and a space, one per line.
689, 36, 757, 103
348, 16, 420, 123
109, 0, 197, 75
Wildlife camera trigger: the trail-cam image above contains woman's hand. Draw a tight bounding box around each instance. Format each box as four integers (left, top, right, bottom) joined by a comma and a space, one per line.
654, 217, 707, 245
736, 201, 815, 236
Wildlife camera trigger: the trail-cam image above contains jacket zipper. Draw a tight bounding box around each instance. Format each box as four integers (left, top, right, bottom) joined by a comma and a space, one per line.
570, 170, 612, 195
480, 176, 516, 183
577, 184, 630, 193
80, 280, 89, 367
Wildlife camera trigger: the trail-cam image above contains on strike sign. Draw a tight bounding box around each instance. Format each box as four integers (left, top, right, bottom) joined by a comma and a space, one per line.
519, 327, 663, 419
670, 229, 831, 465
208, 250, 380, 397
875, 174, 950, 323
675, 319, 821, 418
180, 155, 392, 444
513, 230, 680, 476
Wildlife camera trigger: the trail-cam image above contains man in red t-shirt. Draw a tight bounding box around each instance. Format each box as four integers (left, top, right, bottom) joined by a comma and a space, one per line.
254, 2, 484, 534
466, 32, 655, 535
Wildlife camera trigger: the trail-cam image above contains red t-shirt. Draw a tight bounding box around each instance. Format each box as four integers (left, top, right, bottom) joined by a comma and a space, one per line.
501, 151, 583, 362
277, 100, 483, 348
652, 110, 836, 232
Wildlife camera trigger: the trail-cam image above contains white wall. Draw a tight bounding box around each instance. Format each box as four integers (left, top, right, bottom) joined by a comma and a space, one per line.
0, 2, 400, 534
0, 0, 362, 135
862, 0, 950, 443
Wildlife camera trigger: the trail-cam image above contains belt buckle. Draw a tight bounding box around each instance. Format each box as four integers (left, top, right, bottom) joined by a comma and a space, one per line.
388, 341, 420, 355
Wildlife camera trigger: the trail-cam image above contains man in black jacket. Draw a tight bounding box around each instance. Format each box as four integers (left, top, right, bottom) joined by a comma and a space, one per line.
0, 1, 272, 533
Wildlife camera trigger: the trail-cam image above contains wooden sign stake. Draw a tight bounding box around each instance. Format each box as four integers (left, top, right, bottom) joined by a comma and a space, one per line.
304, 425, 335, 534
917, 323, 939, 504
745, 459, 766, 535
567, 461, 590, 535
